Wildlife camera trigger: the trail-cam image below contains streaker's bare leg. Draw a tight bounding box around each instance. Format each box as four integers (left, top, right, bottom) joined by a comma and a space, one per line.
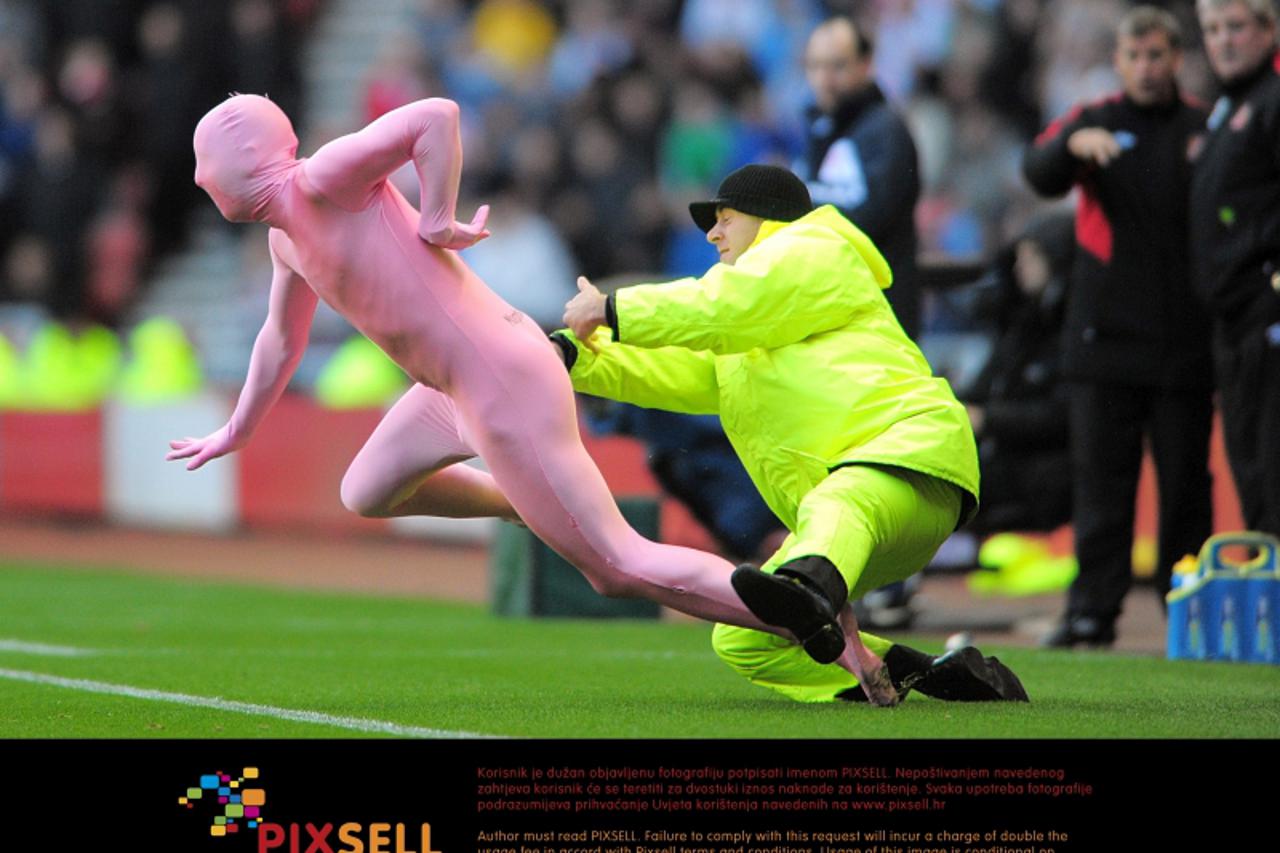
835, 604, 898, 706
444, 370, 783, 633
338, 376, 778, 633
340, 384, 519, 522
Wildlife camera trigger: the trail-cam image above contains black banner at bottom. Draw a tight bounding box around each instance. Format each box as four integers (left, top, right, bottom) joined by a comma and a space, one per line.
1, 739, 1268, 851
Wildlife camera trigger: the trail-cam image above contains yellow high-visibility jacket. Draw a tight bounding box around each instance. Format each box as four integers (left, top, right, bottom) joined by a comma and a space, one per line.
560, 204, 980, 531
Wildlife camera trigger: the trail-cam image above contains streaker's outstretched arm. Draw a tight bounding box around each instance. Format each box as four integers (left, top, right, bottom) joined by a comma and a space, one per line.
303, 98, 488, 249
166, 230, 318, 469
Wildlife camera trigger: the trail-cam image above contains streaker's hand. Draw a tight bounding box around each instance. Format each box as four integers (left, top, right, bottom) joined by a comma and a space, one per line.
1067, 128, 1122, 167
165, 425, 243, 471
424, 205, 491, 250
563, 276, 607, 351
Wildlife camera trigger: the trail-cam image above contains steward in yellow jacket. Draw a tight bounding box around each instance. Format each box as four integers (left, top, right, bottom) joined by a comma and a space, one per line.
560, 165, 1021, 704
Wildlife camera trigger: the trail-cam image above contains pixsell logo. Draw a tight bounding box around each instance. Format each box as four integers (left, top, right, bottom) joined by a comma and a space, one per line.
177, 764, 442, 853
256, 822, 442, 853
178, 767, 267, 838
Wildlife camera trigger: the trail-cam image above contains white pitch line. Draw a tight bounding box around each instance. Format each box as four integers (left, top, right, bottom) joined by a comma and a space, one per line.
0, 639, 97, 657
0, 668, 498, 739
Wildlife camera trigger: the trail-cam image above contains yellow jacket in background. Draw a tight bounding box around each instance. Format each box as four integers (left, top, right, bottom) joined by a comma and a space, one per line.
559, 204, 980, 532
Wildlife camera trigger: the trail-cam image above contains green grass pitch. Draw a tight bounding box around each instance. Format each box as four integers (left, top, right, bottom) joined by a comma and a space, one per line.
2, 561, 1278, 739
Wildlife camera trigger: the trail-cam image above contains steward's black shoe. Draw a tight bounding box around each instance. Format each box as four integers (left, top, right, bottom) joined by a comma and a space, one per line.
731, 565, 846, 664
904, 646, 1030, 702
1040, 616, 1116, 649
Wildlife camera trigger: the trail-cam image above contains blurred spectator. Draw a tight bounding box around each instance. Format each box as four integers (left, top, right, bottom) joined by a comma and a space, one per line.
678, 0, 821, 121
944, 103, 1027, 257
17, 106, 103, 318
57, 37, 131, 169
1190, 0, 1280, 537
0, 1, 42, 58
982, 0, 1047, 137
3, 234, 55, 308
727, 78, 794, 168
363, 35, 433, 122
0, 2, 311, 325
412, 0, 469, 61
130, 3, 202, 255
84, 166, 150, 324
1024, 6, 1213, 648
471, 0, 558, 84
37, 0, 136, 67
1035, 0, 1128, 122
871, 0, 956, 102
0, 61, 45, 258
461, 172, 578, 331
659, 80, 737, 275
961, 211, 1074, 536
660, 80, 736, 191
505, 121, 564, 209
595, 69, 673, 271
603, 68, 667, 162
229, 0, 302, 120
568, 117, 646, 275
794, 15, 922, 337
547, 0, 632, 99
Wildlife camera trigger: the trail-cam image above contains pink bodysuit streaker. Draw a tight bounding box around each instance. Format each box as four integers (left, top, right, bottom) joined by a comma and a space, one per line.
171, 94, 781, 634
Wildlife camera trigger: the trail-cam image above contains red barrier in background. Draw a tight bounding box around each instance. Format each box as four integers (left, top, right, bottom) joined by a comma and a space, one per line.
0, 399, 1249, 562
237, 395, 388, 534
0, 411, 103, 516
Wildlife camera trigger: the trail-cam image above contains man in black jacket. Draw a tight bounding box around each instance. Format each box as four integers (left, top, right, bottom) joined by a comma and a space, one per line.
1191, 0, 1280, 538
795, 15, 920, 339
1023, 6, 1214, 647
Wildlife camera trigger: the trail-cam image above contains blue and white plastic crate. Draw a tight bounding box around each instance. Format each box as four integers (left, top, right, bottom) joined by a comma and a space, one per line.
1167, 531, 1280, 664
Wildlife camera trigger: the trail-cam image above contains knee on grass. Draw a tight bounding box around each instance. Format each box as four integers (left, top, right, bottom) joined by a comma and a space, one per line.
711, 624, 793, 677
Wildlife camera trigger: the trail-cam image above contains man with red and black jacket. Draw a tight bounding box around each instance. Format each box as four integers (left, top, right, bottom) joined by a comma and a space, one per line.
1022, 6, 1213, 648
1191, 0, 1280, 539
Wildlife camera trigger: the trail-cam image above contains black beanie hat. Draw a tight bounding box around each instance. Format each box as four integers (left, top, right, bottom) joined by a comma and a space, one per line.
689, 164, 814, 233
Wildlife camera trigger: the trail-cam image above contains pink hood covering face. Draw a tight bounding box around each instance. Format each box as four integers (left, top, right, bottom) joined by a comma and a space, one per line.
193, 94, 298, 223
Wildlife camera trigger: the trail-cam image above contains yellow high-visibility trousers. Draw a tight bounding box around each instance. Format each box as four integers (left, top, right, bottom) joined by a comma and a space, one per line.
713, 464, 963, 702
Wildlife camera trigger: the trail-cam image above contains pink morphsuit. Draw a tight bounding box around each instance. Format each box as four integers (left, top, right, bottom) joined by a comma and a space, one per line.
169, 94, 779, 633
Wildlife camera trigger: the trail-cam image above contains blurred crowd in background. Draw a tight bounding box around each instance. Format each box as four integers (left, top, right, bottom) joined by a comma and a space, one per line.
0, 0, 315, 326
0, 0, 1249, 631
0, 0, 1213, 337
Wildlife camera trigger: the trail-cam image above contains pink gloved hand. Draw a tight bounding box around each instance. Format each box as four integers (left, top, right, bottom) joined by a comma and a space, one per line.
165, 425, 244, 471
422, 204, 490, 250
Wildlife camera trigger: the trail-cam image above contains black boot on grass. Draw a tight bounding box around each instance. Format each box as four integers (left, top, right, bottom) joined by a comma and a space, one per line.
838, 644, 1030, 703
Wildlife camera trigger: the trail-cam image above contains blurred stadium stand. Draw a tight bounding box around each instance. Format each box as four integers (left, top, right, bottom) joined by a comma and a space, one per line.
0, 0, 1245, 554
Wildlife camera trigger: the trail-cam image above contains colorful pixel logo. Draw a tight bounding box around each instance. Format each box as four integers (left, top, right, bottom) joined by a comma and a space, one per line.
178, 767, 267, 838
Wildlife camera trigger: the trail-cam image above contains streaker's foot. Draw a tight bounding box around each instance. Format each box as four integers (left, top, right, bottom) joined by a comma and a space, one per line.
853, 661, 901, 707
836, 605, 900, 707
904, 646, 1030, 702
837, 645, 925, 702
731, 565, 846, 664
